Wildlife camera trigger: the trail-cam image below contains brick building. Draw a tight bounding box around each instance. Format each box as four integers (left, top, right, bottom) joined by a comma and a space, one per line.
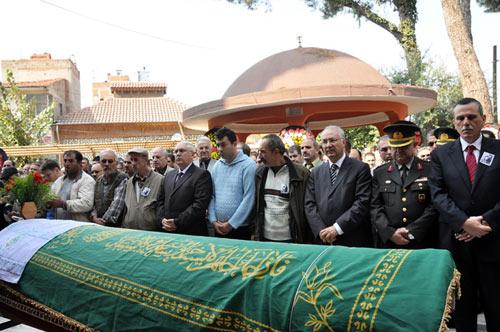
1, 53, 81, 118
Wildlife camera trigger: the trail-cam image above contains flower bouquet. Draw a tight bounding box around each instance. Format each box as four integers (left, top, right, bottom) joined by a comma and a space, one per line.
279, 126, 314, 149
204, 128, 221, 160
0, 172, 55, 219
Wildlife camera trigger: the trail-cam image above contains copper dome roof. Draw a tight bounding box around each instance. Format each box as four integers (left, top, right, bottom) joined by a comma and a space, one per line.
223, 47, 389, 98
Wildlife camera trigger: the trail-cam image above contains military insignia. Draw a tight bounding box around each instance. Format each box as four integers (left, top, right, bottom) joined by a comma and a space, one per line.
416, 162, 424, 171
439, 133, 449, 141
393, 131, 404, 139
415, 177, 428, 182
385, 180, 391, 184
387, 165, 395, 173
418, 193, 426, 203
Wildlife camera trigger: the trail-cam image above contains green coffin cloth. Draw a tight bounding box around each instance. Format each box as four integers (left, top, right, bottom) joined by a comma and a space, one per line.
17, 225, 459, 331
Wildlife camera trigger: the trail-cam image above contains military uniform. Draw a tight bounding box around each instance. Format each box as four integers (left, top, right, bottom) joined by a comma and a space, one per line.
371, 120, 438, 249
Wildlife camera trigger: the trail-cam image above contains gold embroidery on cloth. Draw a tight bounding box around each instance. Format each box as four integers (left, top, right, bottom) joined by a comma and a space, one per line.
47, 227, 295, 281
347, 249, 412, 332
294, 261, 343, 332
30, 252, 279, 332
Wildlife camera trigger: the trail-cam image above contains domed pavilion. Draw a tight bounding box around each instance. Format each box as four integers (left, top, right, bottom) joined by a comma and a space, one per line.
182, 47, 437, 141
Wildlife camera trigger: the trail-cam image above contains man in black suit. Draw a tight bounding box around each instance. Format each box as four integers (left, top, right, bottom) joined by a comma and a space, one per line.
305, 125, 372, 247
157, 141, 213, 236
372, 121, 438, 249
429, 97, 500, 331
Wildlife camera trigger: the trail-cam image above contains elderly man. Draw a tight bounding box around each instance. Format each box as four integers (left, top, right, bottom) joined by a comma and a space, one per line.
377, 135, 393, 164
208, 127, 256, 240
372, 121, 438, 249
429, 98, 500, 331
252, 134, 312, 243
305, 125, 372, 247
157, 142, 212, 236
91, 163, 104, 180
193, 136, 217, 172
152, 147, 175, 175
122, 148, 164, 231
91, 149, 128, 226
301, 137, 322, 170
48, 150, 95, 221
40, 160, 63, 183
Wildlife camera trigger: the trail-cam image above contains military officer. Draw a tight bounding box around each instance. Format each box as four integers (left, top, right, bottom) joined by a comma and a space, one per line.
433, 127, 459, 146
371, 121, 438, 249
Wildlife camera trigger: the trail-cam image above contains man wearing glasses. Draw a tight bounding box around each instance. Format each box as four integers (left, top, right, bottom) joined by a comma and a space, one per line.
90, 149, 128, 226
377, 135, 393, 164
157, 142, 212, 236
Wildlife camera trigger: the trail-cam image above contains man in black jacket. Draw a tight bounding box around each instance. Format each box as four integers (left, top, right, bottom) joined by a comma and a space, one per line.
429, 98, 500, 331
157, 141, 212, 236
252, 134, 312, 243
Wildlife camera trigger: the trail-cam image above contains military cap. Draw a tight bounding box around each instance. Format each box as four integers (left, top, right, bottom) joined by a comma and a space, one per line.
434, 127, 459, 145
383, 120, 420, 148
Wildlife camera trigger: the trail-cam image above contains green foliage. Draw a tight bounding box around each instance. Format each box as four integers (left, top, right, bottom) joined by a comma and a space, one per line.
384, 61, 463, 137
0, 70, 54, 165
345, 125, 379, 150
0, 172, 56, 208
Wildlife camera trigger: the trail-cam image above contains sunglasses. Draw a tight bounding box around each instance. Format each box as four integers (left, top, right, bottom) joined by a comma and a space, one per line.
101, 159, 114, 164
380, 147, 391, 152
428, 142, 435, 147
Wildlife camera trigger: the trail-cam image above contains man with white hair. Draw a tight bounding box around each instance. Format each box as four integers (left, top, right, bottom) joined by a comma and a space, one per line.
157, 141, 213, 236
305, 125, 373, 247
152, 147, 175, 175
193, 136, 217, 173
91, 149, 128, 226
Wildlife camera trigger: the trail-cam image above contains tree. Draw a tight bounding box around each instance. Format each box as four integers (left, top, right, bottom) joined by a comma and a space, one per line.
0, 70, 54, 165
345, 125, 379, 151
441, 0, 494, 122
385, 61, 463, 136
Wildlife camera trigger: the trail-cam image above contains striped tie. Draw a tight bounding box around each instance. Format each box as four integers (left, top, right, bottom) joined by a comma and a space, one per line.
330, 163, 339, 185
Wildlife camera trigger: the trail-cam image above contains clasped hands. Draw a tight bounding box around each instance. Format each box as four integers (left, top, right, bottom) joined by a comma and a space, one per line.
161, 218, 177, 232
319, 226, 338, 244
455, 216, 491, 242
213, 220, 232, 235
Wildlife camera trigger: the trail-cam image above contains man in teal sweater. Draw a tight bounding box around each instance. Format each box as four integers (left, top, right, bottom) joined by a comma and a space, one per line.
208, 127, 256, 240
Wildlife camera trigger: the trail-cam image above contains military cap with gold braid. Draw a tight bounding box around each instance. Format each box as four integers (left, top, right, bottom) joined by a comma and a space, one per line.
383, 120, 420, 148
434, 127, 459, 146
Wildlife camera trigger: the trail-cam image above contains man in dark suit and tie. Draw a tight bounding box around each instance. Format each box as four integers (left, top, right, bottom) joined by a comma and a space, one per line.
429, 97, 500, 331
157, 141, 213, 236
305, 125, 372, 247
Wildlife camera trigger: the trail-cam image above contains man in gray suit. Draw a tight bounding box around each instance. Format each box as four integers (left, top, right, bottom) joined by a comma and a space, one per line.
194, 136, 217, 173
305, 125, 373, 247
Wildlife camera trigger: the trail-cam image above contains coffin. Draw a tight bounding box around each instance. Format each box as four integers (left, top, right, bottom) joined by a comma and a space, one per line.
0, 220, 459, 331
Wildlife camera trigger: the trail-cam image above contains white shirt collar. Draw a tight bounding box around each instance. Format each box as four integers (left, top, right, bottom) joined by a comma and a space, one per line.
460, 135, 482, 152
327, 153, 346, 169
178, 162, 193, 175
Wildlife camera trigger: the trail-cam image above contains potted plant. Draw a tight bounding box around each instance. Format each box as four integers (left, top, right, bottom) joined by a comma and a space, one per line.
0, 172, 55, 219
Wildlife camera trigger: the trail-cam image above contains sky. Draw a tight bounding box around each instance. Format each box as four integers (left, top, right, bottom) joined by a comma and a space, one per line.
0, 0, 499, 109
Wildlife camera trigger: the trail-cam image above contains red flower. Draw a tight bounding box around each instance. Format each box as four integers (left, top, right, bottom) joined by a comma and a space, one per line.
416, 162, 424, 171
33, 172, 44, 184
387, 165, 395, 173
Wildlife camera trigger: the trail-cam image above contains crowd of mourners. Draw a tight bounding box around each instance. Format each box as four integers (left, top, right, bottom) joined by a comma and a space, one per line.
0, 97, 499, 331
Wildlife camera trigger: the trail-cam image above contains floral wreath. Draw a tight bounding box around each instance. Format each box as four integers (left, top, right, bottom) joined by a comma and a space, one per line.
204, 128, 221, 160
279, 126, 314, 149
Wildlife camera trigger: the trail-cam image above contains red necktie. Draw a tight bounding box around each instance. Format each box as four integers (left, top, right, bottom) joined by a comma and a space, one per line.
466, 145, 477, 184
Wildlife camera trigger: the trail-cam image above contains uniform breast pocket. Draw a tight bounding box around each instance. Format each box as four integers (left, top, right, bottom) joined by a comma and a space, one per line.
381, 183, 396, 206
410, 182, 430, 204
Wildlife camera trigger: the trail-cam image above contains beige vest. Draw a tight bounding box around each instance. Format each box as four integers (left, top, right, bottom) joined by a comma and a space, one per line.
122, 171, 163, 231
